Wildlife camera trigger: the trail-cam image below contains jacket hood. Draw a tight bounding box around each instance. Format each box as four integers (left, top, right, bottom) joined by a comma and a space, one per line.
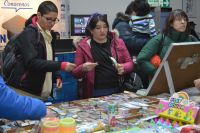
112, 12, 130, 29
25, 14, 37, 27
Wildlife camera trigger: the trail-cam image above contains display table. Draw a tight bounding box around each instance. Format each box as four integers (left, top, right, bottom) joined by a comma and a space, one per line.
1, 91, 199, 133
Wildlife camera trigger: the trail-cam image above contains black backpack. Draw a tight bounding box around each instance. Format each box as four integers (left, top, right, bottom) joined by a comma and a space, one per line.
2, 25, 40, 87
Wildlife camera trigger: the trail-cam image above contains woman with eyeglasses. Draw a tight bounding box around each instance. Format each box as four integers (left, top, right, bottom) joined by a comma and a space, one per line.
72, 13, 134, 98
4, 1, 76, 99
137, 9, 199, 80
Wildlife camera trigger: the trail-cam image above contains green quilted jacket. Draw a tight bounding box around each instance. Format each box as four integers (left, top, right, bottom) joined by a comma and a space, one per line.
137, 28, 198, 77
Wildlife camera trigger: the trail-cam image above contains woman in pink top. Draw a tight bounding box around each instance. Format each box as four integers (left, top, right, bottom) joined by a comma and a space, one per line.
72, 13, 134, 98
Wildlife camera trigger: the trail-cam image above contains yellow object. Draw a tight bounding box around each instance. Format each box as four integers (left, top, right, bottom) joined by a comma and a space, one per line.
155, 92, 199, 124
159, 108, 195, 124
60, 117, 76, 133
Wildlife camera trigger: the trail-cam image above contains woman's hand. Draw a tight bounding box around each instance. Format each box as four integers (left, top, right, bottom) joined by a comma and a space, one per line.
194, 78, 200, 90
116, 64, 124, 75
82, 62, 98, 72
56, 78, 62, 90
65, 62, 76, 72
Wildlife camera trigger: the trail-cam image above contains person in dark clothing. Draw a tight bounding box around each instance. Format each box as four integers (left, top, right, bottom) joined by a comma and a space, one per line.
51, 30, 60, 47
4, 1, 76, 99
112, 0, 156, 57
189, 21, 200, 40
113, 11, 143, 57
112, 0, 154, 89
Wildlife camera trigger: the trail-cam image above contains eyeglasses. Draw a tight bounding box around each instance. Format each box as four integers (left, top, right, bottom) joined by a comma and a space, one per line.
42, 16, 60, 24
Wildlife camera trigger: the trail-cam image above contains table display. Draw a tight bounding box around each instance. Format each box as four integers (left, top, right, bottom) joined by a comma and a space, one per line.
0, 91, 199, 133
155, 91, 199, 125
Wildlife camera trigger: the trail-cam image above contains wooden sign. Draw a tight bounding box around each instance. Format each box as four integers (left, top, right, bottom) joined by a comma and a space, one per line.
146, 42, 200, 96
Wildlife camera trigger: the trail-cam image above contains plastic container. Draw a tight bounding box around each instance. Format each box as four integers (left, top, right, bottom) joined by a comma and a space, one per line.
108, 103, 117, 131
60, 117, 76, 133
41, 117, 60, 133
53, 83, 64, 102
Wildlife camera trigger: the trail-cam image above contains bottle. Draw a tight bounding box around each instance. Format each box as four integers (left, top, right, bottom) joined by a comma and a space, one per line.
107, 103, 117, 131
53, 84, 62, 102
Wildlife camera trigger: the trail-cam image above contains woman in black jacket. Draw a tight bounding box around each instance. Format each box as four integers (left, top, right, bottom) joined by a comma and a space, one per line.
6, 1, 75, 99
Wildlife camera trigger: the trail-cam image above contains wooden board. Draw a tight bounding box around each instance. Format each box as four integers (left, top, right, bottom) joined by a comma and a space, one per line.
146, 42, 200, 96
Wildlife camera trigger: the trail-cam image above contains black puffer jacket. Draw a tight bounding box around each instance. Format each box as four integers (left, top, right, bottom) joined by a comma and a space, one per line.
112, 12, 151, 56
9, 15, 61, 96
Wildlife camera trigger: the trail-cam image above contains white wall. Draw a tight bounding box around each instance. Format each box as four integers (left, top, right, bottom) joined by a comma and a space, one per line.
69, 0, 133, 29
69, 0, 200, 33
170, 0, 182, 10
0, 0, 68, 46
170, 0, 200, 33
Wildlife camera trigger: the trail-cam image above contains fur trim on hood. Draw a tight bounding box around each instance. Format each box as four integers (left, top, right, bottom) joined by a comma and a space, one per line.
112, 12, 130, 29
25, 14, 37, 27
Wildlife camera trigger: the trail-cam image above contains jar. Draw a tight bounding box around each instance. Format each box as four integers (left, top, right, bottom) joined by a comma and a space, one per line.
60, 117, 76, 133
41, 117, 60, 133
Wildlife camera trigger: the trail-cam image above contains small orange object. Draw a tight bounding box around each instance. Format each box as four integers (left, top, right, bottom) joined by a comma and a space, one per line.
151, 54, 161, 68
41, 117, 60, 133
60, 117, 76, 133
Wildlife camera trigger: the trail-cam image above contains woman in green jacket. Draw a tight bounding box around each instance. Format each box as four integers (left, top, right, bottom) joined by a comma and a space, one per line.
137, 9, 198, 79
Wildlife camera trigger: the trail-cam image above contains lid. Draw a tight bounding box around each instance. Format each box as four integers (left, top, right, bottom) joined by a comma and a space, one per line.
60, 117, 76, 126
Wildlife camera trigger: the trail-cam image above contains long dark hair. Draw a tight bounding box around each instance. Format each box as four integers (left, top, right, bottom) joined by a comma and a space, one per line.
85, 13, 109, 37
163, 9, 190, 35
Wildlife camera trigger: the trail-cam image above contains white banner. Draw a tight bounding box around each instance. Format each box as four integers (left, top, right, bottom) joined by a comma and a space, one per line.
0, 0, 69, 47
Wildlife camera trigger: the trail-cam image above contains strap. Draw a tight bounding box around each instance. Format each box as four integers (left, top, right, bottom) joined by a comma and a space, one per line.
26, 24, 40, 44
113, 43, 118, 62
157, 34, 165, 55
